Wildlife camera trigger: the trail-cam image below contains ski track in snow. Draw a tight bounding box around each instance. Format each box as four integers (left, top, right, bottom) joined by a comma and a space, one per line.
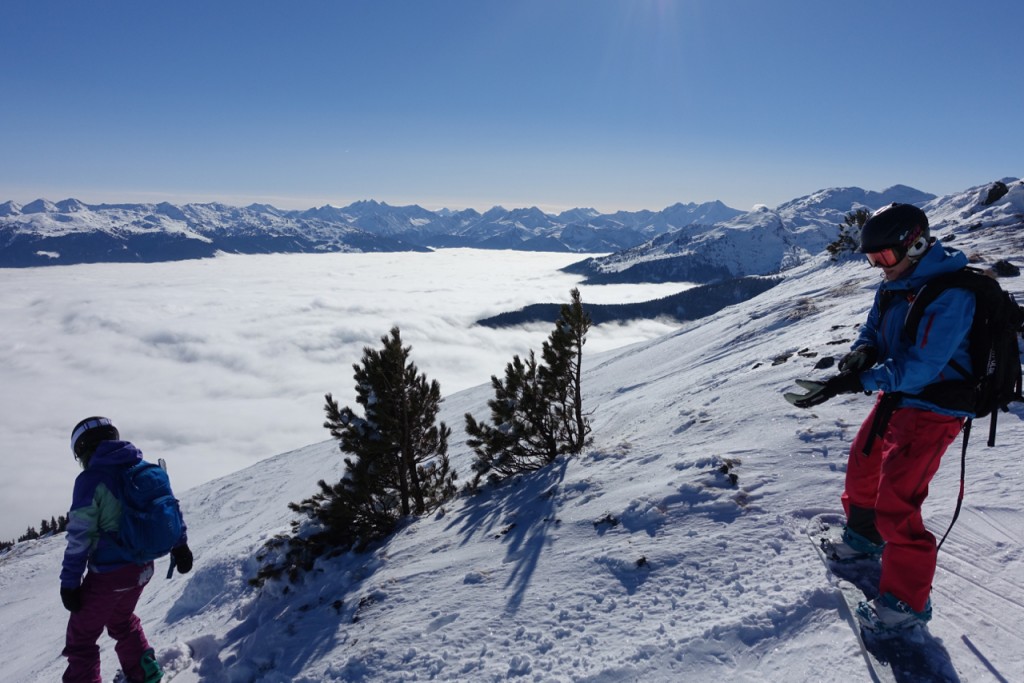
2, 181, 1024, 682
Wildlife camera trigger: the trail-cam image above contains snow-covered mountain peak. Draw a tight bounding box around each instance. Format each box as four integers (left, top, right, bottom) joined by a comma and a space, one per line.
480, 205, 509, 219
54, 198, 88, 213
775, 185, 936, 214
924, 178, 1024, 232
21, 198, 59, 214
557, 207, 601, 222
245, 203, 284, 215
342, 199, 385, 213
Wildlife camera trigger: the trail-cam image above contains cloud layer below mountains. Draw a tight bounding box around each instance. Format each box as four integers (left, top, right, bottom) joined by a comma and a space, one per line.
0, 249, 684, 540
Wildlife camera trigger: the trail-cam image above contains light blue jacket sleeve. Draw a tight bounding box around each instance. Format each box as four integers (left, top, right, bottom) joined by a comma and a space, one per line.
60, 474, 100, 588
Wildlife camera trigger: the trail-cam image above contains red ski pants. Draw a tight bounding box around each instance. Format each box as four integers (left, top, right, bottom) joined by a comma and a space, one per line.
63, 562, 154, 683
841, 399, 963, 613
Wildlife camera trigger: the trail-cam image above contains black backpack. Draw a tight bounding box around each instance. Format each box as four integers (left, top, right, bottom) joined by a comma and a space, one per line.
895, 266, 1024, 549
901, 266, 1024, 446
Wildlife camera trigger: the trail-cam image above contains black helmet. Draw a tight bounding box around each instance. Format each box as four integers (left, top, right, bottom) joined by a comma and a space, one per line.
859, 203, 931, 261
71, 416, 119, 462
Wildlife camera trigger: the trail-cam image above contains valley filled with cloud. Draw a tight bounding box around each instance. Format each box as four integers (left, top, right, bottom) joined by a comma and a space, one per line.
0, 248, 685, 540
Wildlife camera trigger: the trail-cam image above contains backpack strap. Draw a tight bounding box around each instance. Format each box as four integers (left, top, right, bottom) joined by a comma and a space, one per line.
936, 418, 970, 552
901, 267, 981, 343
902, 268, 987, 413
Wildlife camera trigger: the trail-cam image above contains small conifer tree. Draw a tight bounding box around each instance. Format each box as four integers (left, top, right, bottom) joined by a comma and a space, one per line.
466, 288, 592, 486
827, 208, 871, 261
465, 350, 562, 482
254, 328, 457, 585
296, 327, 456, 548
541, 287, 592, 453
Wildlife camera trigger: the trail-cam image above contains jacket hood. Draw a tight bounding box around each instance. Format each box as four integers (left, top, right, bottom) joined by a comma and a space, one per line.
87, 440, 143, 468
884, 240, 968, 292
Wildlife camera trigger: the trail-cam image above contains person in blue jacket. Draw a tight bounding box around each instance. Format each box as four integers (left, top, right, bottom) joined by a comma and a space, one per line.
60, 417, 194, 683
785, 203, 973, 632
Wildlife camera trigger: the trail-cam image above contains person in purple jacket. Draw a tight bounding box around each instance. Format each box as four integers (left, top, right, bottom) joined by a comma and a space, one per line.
60, 417, 193, 683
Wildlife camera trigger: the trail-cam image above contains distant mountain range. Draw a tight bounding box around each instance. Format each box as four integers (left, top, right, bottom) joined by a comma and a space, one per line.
3, 181, 1018, 296
3, 178, 1021, 333
0, 197, 743, 268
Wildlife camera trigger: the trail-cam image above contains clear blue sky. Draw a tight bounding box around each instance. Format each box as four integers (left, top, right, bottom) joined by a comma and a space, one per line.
2, 0, 1021, 213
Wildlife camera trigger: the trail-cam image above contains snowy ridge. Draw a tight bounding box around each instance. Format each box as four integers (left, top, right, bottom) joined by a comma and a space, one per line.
565, 184, 950, 284
0, 201, 431, 266
0, 198, 744, 267
2, 180, 1024, 681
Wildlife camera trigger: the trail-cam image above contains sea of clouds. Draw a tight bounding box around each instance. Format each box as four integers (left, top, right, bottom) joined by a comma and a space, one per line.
0, 249, 688, 540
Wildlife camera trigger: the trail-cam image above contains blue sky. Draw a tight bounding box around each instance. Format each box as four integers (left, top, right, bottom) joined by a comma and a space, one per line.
2, 0, 1021, 213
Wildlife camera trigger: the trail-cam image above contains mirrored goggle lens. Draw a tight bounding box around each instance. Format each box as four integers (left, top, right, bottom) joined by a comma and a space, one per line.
866, 248, 902, 268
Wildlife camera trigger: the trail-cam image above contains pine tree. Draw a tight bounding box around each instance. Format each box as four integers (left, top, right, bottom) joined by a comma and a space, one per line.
466, 288, 592, 486
465, 350, 562, 482
305, 327, 456, 547
827, 208, 871, 261
541, 287, 592, 453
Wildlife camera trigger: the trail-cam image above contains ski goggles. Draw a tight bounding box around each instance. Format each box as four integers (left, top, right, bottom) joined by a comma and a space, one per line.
865, 246, 905, 268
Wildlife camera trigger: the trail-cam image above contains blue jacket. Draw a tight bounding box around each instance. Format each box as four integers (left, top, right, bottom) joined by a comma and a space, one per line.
60, 441, 188, 588
852, 241, 975, 417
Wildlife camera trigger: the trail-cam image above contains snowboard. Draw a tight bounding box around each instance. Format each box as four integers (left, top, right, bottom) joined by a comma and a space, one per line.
808, 513, 961, 683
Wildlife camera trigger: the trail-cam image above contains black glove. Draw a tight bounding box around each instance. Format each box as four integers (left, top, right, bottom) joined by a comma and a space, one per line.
838, 345, 878, 374
171, 544, 193, 575
61, 586, 82, 613
784, 373, 864, 409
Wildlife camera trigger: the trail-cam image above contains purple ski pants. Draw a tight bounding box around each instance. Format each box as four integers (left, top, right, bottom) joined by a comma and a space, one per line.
62, 562, 154, 683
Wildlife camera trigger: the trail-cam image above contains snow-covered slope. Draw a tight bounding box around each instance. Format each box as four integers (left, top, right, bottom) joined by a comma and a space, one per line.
565, 184, 945, 283
2, 181, 1023, 682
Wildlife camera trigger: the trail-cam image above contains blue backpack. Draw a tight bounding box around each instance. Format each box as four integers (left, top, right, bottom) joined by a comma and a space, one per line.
118, 460, 184, 563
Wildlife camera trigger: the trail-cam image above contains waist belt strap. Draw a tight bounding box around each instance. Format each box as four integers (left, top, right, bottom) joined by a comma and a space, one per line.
861, 392, 902, 456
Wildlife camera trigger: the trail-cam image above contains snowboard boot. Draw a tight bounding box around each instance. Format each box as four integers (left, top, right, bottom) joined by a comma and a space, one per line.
856, 592, 932, 634
140, 648, 163, 683
821, 526, 884, 562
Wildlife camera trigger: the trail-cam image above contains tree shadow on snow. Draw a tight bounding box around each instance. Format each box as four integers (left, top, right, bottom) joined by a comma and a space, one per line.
163, 549, 380, 678
160, 596, 346, 681
445, 459, 569, 614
